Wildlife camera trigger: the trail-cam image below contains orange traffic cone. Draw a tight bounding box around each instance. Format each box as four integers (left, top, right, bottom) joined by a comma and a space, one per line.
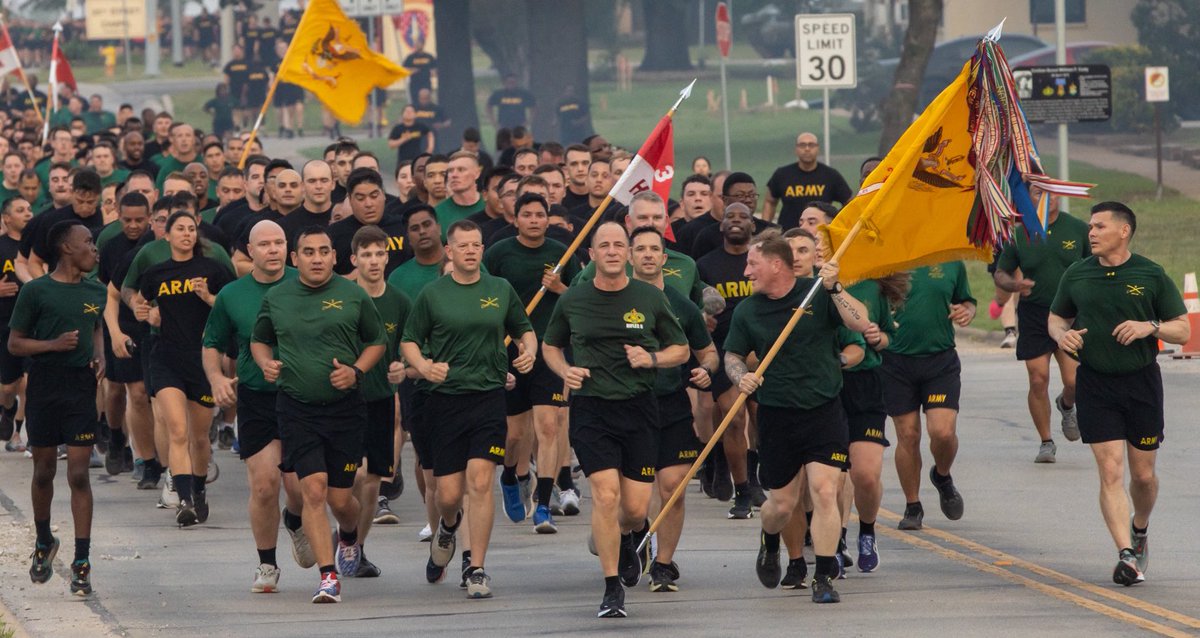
1170, 272, 1200, 359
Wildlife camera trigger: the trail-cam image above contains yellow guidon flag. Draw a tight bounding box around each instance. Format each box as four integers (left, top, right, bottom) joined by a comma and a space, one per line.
821, 60, 991, 284
277, 0, 410, 124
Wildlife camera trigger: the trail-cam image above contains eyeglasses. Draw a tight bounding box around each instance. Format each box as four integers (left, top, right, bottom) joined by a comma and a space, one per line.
796, 142, 819, 148
723, 193, 758, 202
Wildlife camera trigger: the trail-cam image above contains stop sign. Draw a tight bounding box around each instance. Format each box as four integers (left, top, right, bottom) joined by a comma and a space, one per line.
715, 2, 731, 59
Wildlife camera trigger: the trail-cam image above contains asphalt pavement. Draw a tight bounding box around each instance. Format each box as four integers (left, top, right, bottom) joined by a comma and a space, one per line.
0, 336, 1198, 637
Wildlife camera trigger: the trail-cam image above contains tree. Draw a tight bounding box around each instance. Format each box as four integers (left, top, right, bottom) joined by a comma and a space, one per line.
639, 0, 692, 71
527, 0, 593, 141
876, 0, 942, 154
433, 0, 480, 141
471, 0, 529, 81
1131, 0, 1200, 119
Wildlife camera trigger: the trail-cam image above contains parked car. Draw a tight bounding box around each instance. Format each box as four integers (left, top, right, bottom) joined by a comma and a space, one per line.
879, 34, 1047, 110
1008, 42, 1113, 68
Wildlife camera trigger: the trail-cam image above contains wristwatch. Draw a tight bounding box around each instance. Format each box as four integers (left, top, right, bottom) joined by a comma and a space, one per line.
838, 353, 849, 366
350, 364, 365, 386
830, 281, 844, 295
1150, 320, 1161, 336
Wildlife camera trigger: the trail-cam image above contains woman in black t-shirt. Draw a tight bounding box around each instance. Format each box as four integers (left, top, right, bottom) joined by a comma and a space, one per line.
138, 211, 233, 527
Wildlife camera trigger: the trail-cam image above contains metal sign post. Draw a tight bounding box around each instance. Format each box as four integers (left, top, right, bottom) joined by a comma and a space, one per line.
1145, 66, 1169, 200
794, 13, 857, 167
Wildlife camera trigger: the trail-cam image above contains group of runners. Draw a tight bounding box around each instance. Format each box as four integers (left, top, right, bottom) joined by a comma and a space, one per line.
0, 86, 1188, 618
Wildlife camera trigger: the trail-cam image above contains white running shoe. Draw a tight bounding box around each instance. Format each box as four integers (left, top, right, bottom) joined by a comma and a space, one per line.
284, 509, 317, 568
251, 563, 281, 593
1056, 394, 1080, 442
560, 488, 582, 516
157, 472, 179, 509
418, 523, 433, 542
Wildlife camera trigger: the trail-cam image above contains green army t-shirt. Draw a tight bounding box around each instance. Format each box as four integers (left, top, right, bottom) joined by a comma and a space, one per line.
252, 275, 385, 405
482, 236, 581, 338
121, 238, 234, 291
202, 268, 297, 392
573, 247, 705, 308
401, 272, 532, 395
846, 278, 894, 372
434, 197, 485, 239
723, 277, 845, 409
362, 284, 412, 401
888, 262, 975, 357
9, 276, 107, 368
386, 258, 442, 302
544, 278, 686, 400
655, 284, 712, 397
1050, 253, 1187, 375
996, 212, 1090, 307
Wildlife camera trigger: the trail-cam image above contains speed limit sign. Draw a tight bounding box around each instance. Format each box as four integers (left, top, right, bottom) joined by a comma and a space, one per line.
795, 13, 857, 89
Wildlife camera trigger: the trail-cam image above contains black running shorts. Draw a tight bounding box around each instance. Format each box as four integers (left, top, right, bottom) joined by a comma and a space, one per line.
102, 327, 143, 384
506, 354, 567, 416
276, 391, 365, 489
840, 368, 889, 446
26, 363, 97, 448
363, 396, 397, 476
655, 389, 701, 470
425, 389, 507, 477
1076, 362, 1164, 451
236, 384, 278, 460
1015, 301, 1059, 361
570, 392, 658, 483
149, 346, 214, 408
756, 398, 849, 490
879, 349, 962, 415
0, 327, 25, 385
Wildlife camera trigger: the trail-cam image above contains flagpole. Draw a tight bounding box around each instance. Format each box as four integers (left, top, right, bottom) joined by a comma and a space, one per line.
43, 22, 63, 145
0, 18, 43, 123
637, 218, 866, 554
504, 79, 697, 346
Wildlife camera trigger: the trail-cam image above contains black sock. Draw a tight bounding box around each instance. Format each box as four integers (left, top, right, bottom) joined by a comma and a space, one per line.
35, 519, 53, 546
746, 449, 759, 483
500, 464, 517, 485
1133, 523, 1148, 535
338, 527, 358, 546
74, 537, 89, 562
283, 508, 303, 531
517, 473, 530, 483
805, 510, 813, 525
319, 564, 337, 576
815, 555, 838, 577
906, 501, 923, 512
556, 466, 575, 492
734, 481, 750, 496
461, 549, 472, 569
762, 530, 780, 552
110, 429, 126, 449
859, 520, 875, 537
604, 575, 621, 594
174, 474, 194, 501
1042, 438, 1053, 444
195, 475, 207, 493
931, 469, 952, 485
841, 527, 847, 542
258, 547, 277, 567
443, 511, 462, 533
536, 477, 554, 507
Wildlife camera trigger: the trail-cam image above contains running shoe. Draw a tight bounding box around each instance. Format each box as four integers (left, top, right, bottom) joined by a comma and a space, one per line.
780, 558, 808, 589
284, 509, 316, 568
618, 533, 642, 587
518, 475, 534, 518
194, 490, 209, 524
418, 523, 433, 542
208, 416, 219, 444
648, 561, 680, 593
465, 567, 492, 599
138, 462, 162, 490
1131, 524, 1149, 575
123, 447, 134, 472
811, 573, 841, 603
837, 537, 854, 568
1034, 440, 1057, 463
597, 586, 627, 618
460, 552, 471, 589
217, 425, 235, 451
425, 556, 445, 584
251, 563, 280, 593
355, 550, 381, 578
560, 488, 582, 516
158, 472, 179, 509
1113, 548, 1144, 586
1056, 394, 1080, 442
748, 481, 767, 508
500, 478, 525, 523
231, 438, 240, 456
89, 447, 103, 468
57, 445, 68, 460
699, 460, 715, 498
857, 533, 879, 573
373, 496, 400, 525
70, 559, 92, 597
335, 540, 362, 576
430, 516, 457, 568
755, 531, 781, 588
930, 468, 964, 520
712, 455, 734, 502
549, 486, 563, 516
5, 438, 25, 453
1000, 327, 1017, 349
29, 536, 59, 583
131, 458, 145, 483
533, 504, 557, 534
176, 500, 198, 527
898, 502, 924, 530
95, 424, 109, 454
312, 572, 341, 603
206, 458, 220, 483
728, 488, 753, 519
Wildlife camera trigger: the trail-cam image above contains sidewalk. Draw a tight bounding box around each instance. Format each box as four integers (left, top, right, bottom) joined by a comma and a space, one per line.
1047, 140, 1200, 201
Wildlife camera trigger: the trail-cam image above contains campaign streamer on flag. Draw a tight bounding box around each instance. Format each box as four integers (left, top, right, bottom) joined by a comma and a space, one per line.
276, 0, 409, 124
51, 38, 77, 93
609, 114, 676, 239
0, 21, 21, 77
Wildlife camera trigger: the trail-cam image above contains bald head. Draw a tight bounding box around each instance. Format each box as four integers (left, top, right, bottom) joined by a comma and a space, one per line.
302, 160, 334, 209
248, 220, 288, 275
795, 132, 820, 166
274, 169, 303, 210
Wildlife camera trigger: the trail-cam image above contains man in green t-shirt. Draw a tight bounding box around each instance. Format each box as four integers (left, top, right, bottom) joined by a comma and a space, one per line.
401, 219, 536, 600
344, 225, 411, 578
433, 152, 484, 236
251, 226, 386, 604
483, 193, 581, 532
152, 123, 200, 190
202, 220, 312, 594
9, 220, 106, 597
995, 183, 1091, 462
723, 232, 868, 604
543, 222, 688, 618
879, 260, 975, 531
629, 226, 718, 594
1049, 201, 1189, 587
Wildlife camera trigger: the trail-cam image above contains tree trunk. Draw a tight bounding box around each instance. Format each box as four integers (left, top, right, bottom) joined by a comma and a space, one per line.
876, 0, 942, 154
471, 0, 529, 81
527, 0, 593, 141
639, 0, 692, 71
433, 0, 480, 141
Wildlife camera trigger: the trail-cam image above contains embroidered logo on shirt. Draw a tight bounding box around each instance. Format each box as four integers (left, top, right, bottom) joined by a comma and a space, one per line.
322, 299, 343, 311
663, 267, 682, 279
1061, 240, 1076, 250
385, 322, 397, 333
928, 265, 944, 279
1126, 285, 1145, 297
83, 303, 101, 315
624, 308, 645, 329
480, 297, 499, 309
